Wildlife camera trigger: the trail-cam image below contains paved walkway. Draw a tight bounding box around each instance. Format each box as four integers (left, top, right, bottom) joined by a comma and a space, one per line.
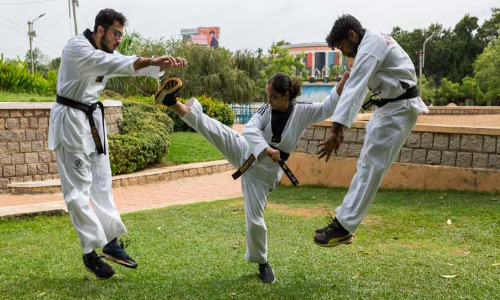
0, 124, 247, 217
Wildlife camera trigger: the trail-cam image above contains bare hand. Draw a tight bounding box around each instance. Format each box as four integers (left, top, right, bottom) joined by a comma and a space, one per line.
317, 124, 345, 162
153, 55, 188, 70
265, 147, 281, 162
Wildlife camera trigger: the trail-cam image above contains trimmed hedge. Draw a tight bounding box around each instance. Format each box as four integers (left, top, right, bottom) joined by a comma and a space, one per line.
165, 95, 235, 132
108, 101, 173, 175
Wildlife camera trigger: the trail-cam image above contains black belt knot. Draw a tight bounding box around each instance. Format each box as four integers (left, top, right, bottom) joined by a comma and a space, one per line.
362, 86, 419, 111
56, 95, 106, 155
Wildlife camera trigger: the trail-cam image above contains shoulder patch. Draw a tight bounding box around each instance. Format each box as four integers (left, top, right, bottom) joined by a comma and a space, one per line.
256, 103, 270, 115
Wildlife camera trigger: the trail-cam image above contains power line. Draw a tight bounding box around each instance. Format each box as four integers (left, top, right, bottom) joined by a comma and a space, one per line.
0, 0, 64, 6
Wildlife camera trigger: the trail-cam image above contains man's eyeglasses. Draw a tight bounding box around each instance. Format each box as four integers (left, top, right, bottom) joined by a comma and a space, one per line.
108, 28, 123, 39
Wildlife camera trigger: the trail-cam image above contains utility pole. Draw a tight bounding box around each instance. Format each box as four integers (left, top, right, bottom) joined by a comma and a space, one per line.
418, 32, 436, 100
27, 13, 46, 73
71, 0, 79, 36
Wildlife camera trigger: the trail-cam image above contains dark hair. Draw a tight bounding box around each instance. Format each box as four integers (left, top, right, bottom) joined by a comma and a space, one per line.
94, 8, 127, 32
267, 72, 302, 101
326, 14, 364, 48
209, 30, 215, 35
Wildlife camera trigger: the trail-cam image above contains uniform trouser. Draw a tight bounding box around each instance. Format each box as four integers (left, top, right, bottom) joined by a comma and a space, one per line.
336, 100, 419, 233
181, 98, 270, 264
55, 146, 126, 254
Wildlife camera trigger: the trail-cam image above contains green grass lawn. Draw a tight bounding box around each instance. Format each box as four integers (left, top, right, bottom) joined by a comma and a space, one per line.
165, 131, 225, 164
0, 92, 55, 102
1, 186, 499, 299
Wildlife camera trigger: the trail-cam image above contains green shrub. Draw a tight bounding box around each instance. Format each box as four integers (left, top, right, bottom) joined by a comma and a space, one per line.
165, 95, 235, 132
108, 101, 173, 175
0, 55, 56, 96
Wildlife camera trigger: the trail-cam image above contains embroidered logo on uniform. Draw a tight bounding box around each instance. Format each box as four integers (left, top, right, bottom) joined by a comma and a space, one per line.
75, 159, 83, 169
95, 76, 104, 83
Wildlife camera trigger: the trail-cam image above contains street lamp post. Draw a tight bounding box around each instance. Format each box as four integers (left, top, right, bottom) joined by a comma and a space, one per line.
418, 32, 436, 99
27, 13, 46, 73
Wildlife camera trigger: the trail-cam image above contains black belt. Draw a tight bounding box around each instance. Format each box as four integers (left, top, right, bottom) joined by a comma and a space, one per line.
231, 147, 299, 186
362, 86, 419, 110
56, 95, 106, 155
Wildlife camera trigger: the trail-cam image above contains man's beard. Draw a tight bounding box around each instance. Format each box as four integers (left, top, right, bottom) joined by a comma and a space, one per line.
101, 30, 117, 53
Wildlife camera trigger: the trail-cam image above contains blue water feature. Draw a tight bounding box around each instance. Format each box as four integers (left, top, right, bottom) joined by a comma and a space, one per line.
297, 83, 336, 102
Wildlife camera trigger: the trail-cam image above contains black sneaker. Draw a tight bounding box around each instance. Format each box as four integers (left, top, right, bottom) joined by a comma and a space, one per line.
314, 213, 336, 234
314, 217, 354, 247
154, 77, 183, 106
101, 238, 138, 269
259, 263, 276, 283
83, 251, 115, 279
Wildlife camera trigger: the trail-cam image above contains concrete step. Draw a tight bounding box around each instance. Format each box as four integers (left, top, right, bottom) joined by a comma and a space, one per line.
8, 160, 234, 194
0, 201, 67, 218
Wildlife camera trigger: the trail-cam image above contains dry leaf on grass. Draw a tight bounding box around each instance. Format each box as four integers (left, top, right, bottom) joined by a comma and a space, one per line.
441, 275, 457, 279
492, 263, 500, 266
446, 219, 452, 225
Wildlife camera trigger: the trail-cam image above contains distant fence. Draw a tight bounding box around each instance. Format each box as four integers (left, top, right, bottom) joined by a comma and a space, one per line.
229, 102, 265, 124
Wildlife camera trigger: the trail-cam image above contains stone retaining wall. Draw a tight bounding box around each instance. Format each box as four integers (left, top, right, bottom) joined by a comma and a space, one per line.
0, 101, 122, 193
427, 106, 500, 115
287, 120, 500, 192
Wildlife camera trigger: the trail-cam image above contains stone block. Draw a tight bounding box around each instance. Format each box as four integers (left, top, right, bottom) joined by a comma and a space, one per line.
5, 118, 20, 129
16, 165, 28, 176
37, 164, 49, 175
483, 136, 496, 153
33, 175, 42, 181
49, 163, 58, 173
307, 141, 319, 155
25, 130, 36, 141
426, 150, 441, 165
302, 128, 314, 140
23, 175, 33, 182
449, 134, 460, 150
344, 129, 358, 143
433, 134, 449, 150
337, 143, 349, 157
36, 130, 47, 140
441, 151, 457, 166
347, 144, 362, 158
34, 110, 45, 116
296, 139, 308, 153
38, 118, 49, 129
0, 154, 11, 165
0, 130, 12, 142
20, 118, 29, 129
3, 165, 15, 177
400, 148, 413, 163
0, 142, 5, 153
412, 149, 427, 164
25, 153, 39, 163
472, 153, 488, 168
29, 118, 38, 128
313, 128, 326, 140
0, 178, 9, 189
32, 141, 44, 152
23, 111, 33, 117
10, 110, 23, 117
12, 154, 24, 165
0, 118, 4, 130
11, 130, 26, 142
421, 133, 434, 149
20, 142, 32, 153
460, 135, 483, 152
357, 129, 366, 143
456, 152, 472, 168
488, 154, 500, 169
406, 132, 421, 148
28, 164, 38, 175
7, 142, 19, 153
39, 152, 52, 163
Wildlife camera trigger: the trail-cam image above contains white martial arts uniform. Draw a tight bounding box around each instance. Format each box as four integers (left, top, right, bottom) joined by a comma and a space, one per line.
48, 29, 161, 254
181, 88, 341, 263
332, 29, 429, 233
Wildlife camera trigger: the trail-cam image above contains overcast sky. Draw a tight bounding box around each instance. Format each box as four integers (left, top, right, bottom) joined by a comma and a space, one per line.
0, 0, 497, 61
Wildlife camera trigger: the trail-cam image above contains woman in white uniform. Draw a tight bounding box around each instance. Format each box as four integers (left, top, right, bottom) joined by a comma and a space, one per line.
155, 72, 349, 283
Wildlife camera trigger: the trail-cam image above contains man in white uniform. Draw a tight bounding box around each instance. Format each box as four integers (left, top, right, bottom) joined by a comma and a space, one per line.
48, 8, 187, 279
313, 15, 428, 247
